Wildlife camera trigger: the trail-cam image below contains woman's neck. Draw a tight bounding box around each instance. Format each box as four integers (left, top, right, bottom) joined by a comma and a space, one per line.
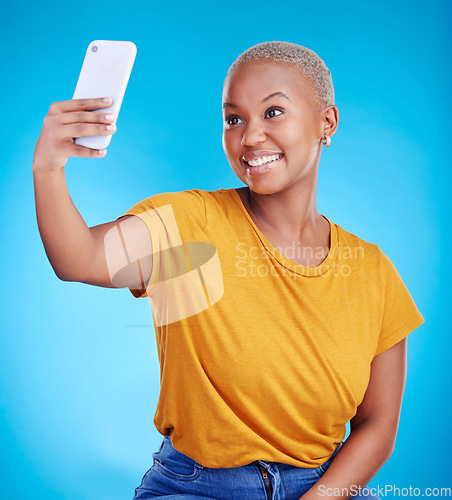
244, 179, 325, 243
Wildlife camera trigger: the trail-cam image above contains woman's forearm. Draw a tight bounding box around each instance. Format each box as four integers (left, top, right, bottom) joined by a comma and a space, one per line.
300, 420, 395, 500
32, 97, 116, 282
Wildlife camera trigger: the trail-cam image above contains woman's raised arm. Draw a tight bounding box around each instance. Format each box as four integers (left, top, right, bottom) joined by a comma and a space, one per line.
33, 97, 152, 289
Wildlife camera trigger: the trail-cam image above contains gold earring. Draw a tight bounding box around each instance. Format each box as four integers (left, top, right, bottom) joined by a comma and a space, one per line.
322, 136, 331, 147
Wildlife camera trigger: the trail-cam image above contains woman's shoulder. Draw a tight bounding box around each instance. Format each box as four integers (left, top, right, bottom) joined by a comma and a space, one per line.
138, 187, 235, 204
123, 187, 232, 212
332, 219, 386, 264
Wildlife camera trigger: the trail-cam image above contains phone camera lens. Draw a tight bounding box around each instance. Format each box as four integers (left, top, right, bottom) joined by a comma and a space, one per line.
92, 46, 98, 52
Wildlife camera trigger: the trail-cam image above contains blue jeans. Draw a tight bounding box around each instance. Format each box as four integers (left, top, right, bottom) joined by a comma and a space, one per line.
132, 436, 380, 499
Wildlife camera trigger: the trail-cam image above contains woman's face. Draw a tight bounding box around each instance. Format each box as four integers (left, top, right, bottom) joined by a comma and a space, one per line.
222, 60, 328, 195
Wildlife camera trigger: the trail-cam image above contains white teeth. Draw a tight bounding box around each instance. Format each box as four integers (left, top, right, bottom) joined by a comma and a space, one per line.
246, 154, 282, 167
251, 158, 264, 167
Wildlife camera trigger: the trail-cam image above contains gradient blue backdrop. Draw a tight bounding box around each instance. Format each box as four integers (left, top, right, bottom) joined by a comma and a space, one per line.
1, 0, 450, 498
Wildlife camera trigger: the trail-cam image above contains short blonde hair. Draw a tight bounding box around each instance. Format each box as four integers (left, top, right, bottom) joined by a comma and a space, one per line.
227, 41, 335, 107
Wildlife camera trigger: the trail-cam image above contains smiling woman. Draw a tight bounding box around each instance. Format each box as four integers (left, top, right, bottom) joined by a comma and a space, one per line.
32, 41, 424, 500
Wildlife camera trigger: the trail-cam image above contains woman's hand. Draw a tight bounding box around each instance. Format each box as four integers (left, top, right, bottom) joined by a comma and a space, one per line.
32, 97, 116, 173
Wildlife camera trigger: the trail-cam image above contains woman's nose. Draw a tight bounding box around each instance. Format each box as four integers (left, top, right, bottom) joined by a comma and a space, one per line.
241, 122, 267, 147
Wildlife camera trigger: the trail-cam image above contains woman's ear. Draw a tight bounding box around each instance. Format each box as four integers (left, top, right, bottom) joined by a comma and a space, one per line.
322, 105, 339, 139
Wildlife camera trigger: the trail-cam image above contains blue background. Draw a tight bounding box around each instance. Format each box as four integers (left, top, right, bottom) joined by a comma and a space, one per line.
1, 0, 450, 498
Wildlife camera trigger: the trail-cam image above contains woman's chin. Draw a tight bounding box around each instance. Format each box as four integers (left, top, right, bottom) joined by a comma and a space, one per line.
232, 165, 287, 195
246, 172, 288, 195
248, 184, 281, 195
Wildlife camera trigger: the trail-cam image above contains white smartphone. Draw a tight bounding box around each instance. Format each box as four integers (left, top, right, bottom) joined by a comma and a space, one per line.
73, 40, 137, 150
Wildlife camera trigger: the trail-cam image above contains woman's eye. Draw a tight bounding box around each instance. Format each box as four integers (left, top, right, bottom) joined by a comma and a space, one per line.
266, 107, 283, 118
226, 115, 243, 125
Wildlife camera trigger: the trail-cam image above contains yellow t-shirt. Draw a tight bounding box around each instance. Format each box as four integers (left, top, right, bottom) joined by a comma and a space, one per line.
121, 187, 424, 468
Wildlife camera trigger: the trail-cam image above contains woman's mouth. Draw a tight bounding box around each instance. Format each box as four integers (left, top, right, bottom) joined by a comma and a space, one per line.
242, 152, 284, 176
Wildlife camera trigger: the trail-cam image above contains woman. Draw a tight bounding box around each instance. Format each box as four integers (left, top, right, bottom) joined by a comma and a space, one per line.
32, 41, 424, 500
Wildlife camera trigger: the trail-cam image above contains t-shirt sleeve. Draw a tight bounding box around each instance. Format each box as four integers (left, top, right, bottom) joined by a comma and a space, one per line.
117, 189, 207, 298
374, 251, 425, 356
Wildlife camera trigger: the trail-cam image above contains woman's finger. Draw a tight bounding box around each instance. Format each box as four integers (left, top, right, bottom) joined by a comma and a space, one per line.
49, 97, 113, 115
